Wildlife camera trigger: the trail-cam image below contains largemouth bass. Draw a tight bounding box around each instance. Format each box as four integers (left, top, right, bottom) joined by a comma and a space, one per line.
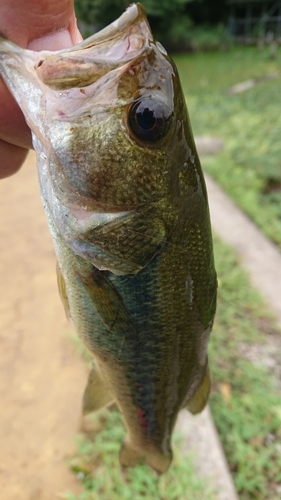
0, 4, 217, 473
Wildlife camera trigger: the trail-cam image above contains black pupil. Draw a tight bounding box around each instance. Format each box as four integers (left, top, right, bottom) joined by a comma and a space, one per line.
138, 107, 156, 131
129, 98, 171, 142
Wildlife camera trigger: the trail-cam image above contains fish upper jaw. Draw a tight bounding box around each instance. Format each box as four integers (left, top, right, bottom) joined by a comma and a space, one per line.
33, 4, 154, 92
0, 3, 157, 138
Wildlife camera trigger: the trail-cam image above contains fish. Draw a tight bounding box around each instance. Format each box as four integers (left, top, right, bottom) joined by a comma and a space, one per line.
0, 3, 217, 473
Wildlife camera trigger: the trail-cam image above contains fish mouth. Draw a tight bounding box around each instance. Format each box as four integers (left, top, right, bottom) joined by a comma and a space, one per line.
69, 3, 149, 53
35, 4, 153, 90
34, 4, 161, 213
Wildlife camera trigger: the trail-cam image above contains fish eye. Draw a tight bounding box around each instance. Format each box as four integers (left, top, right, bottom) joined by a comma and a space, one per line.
128, 97, 172, 142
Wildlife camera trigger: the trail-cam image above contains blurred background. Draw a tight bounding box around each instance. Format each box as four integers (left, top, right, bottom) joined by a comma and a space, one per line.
75, 0, 281, 246
75, 0, 281, 52
0, 2, 280, 499
71, 1, 281, 498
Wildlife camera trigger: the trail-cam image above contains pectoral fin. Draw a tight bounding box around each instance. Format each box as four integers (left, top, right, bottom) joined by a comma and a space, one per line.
185, 365, 211, 415
78, 267, 136, 339
83, 364, 114, 415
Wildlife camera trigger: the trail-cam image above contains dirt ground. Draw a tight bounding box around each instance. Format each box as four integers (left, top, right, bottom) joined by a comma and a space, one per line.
0, 152, 88, 500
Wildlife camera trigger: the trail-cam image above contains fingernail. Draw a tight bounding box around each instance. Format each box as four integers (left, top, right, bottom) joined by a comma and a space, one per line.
27, 28, 81, 51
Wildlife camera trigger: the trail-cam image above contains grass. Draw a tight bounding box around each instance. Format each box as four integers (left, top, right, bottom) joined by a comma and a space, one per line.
174, 46, 281, 248
173, 47, 281, 495
62, 406, 215, 500
63, 46, 281, 500
209, 236, 281, 499
64, 235, 281, 500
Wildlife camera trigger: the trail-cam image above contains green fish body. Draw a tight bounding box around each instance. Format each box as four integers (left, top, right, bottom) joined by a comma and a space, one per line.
0, 4, 217, 473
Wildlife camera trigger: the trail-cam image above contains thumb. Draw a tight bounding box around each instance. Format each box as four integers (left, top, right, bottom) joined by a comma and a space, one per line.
27, 10, 83, 51
0, 0, 82, 49
0, 0, 82, 178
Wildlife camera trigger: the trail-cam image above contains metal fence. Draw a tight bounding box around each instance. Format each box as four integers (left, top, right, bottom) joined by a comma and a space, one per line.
227, 0, 281, 43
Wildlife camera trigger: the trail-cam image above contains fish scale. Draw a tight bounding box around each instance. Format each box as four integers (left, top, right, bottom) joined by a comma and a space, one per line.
0, 3, 217, 473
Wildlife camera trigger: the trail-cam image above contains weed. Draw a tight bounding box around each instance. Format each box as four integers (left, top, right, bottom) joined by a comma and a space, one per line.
64, 47, 281, 498
209, 236, 281, 499
64, 237, 281, 499
174, 46, 281, 248
63, 407, 215, 500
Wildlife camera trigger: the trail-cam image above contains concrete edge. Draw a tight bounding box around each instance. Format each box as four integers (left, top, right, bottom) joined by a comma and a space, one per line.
205, 173, 281, 325
175, 407, 239, 500
174, 168, 281, 500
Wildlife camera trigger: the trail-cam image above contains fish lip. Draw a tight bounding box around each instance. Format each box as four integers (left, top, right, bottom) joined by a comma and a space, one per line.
37, 3, 151, 60
35, 4, 153, 91
67, 3, 149, 53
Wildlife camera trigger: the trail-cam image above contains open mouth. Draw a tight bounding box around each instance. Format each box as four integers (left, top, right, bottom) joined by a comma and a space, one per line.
35, 4, 153, 91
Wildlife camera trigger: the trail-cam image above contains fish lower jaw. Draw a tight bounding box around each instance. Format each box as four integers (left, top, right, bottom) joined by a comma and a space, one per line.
119, 436, 172, 474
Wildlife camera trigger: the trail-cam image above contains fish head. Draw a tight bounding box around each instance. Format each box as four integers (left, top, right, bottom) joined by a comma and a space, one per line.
32, 3, 192, 210
0, 4, 199, 275
27, 4, 198, 272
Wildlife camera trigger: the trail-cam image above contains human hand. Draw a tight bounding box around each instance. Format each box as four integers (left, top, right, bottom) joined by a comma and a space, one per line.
0, 0, 82, 178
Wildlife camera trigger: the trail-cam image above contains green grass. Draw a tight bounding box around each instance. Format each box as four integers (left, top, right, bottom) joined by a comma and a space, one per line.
209, 236, 281, 499
65, 235, 281, 500
174, 46, 281, 248
64, 46, 281, 500
173, 47, 281, 496
62, 406, 215, 500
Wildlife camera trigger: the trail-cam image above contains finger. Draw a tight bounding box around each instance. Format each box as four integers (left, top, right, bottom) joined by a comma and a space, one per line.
0, 0, 82, 48
0, 0, 82, 177
0, 139, 29, 179
0, 80, 32, 150
0, 4, 82, 151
